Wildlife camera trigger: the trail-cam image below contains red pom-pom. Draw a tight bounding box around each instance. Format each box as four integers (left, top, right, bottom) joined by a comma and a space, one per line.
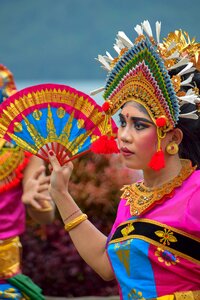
156, 116, 167, 127
91, 135, 119, 154
102, 102, 110, 112
148, 150, 165, 171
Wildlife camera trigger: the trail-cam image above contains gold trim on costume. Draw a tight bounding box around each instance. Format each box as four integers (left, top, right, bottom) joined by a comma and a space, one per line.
109, 218, 200, 265
0, 143, 24, 181
0, 236, 21, 279
151, 290, 200, 299
115, 218, 200, 243
121, 159, 195, 216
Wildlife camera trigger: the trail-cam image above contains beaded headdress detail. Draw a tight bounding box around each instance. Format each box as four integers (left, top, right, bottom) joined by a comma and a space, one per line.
92, 21, 200, 131
0, 64, 17, 103
92, 21, 200, 170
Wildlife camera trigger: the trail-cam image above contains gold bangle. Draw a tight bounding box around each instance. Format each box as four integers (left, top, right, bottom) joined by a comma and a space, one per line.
64, 214, 88, 232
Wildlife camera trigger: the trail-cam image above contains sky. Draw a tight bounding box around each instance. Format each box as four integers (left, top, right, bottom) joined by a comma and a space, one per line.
1, 0, 200, 81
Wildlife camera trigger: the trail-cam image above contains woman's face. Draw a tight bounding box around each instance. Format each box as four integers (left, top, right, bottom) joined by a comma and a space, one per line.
117, 102, 158, 170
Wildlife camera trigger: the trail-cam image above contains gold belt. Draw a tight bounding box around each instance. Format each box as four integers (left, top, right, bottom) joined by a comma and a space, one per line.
152, 290, 200, 300
0, 236, 22, 279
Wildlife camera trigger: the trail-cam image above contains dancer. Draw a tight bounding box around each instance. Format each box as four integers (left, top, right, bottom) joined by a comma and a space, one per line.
51, 21, 200, 299
0, 64, 54, 300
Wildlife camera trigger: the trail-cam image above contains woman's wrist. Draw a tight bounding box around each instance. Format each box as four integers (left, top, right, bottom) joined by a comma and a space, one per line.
50, 188, 81, 223
50, 188, 71, 203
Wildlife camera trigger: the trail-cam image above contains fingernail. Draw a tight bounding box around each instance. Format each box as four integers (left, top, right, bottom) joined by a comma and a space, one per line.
49, 150, 54, 156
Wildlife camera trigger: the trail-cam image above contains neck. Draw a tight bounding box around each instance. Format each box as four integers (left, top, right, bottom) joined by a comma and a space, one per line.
143, 155, 182, 188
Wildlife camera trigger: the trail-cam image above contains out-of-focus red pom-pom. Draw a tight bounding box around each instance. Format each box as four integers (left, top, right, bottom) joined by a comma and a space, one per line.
102, 102, 110, 112
91, 135, 119, 154
148, 150, 165, 171
156, 116, 167, 127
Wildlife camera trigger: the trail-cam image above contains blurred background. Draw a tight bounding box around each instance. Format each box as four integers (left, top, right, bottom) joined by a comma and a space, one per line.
1, 0, 200, 103
1, 0, 200, 298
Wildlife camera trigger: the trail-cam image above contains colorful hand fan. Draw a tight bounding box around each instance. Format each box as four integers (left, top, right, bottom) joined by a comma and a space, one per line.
0, 84, 118, 165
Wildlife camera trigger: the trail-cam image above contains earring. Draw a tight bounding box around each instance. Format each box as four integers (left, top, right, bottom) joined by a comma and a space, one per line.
166, 141, 179, 155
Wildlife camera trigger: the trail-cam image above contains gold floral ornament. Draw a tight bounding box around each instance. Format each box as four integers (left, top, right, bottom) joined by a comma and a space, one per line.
164, 59, 176, 69
161, 30, 199, 59
57, 107, 65, 118
33, 109, 42, 120
121, 223, 135, 237
176, 90, 186, 97
155, 247, 179, 266
128, 289, 145, 300
171, 75, 181, 93
191, 52, 200, 71
155, 228, 177, 246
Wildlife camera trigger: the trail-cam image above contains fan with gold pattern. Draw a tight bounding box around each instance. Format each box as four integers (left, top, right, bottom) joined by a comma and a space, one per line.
0, 84, 118, 165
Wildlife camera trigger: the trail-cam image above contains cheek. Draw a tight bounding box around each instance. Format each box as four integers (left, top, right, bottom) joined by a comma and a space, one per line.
138, 130, 157, 150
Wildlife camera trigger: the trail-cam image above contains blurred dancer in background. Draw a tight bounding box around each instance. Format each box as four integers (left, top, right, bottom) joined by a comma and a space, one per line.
0, 64, 55, 300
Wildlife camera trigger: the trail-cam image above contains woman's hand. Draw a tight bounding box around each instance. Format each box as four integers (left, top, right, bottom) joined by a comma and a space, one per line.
22, 165, 51, 210
48, 150, 74, 199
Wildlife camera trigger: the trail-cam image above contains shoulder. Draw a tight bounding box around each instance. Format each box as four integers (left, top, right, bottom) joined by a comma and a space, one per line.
184, 170, 200, 192
117, 198, 130, 214
115, 198, 131, 225
185, 170, 200, 215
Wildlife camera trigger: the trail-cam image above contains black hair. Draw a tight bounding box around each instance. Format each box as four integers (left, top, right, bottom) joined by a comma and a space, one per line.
169, 67, 200, 169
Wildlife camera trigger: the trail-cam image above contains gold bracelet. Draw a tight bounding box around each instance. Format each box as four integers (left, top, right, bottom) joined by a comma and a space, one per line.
64, 214, 88, 232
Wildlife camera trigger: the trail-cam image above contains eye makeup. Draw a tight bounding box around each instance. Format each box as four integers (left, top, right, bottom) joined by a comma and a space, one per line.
119, 113, 154, 125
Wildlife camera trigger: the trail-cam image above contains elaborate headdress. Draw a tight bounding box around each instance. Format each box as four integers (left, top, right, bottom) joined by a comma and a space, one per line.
92, 20, 200, 170
0, 64, 17, 102
0, 65, 32, 192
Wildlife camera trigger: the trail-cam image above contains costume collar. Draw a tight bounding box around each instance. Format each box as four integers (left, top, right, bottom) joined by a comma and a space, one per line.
121, 159, 196, 216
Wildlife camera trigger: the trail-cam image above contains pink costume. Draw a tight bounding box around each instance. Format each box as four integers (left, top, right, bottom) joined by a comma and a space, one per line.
0, 185, 25, 240
0, 142, 31, 280
107, 169, 200, 299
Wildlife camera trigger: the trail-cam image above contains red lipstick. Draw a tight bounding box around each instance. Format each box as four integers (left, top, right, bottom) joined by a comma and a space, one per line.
120, 147, 134, 156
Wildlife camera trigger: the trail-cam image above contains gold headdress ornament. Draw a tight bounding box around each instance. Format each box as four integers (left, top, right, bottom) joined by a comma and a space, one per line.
0, 65, 32, 193
91, 21, 200, 171
0, 64, 17, 103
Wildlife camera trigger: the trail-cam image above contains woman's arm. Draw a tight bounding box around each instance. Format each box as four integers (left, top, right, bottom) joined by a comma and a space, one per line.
22, 155, 55, 224
48, 151, 115, 281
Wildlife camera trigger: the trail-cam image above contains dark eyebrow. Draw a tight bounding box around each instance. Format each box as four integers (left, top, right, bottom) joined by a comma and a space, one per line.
119, 113, 154, 125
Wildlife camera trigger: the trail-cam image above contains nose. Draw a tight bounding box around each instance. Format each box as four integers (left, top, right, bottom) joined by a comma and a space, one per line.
118, 126, 133, 143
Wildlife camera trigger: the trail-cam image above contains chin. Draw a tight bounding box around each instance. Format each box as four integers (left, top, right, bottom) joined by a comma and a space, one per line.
122, 157, 143, 170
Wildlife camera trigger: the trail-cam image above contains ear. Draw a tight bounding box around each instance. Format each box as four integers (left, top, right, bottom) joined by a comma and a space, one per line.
171, 128, 183, 145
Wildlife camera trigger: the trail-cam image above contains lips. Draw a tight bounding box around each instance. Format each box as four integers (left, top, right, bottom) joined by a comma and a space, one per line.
120, 147, 134, 155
